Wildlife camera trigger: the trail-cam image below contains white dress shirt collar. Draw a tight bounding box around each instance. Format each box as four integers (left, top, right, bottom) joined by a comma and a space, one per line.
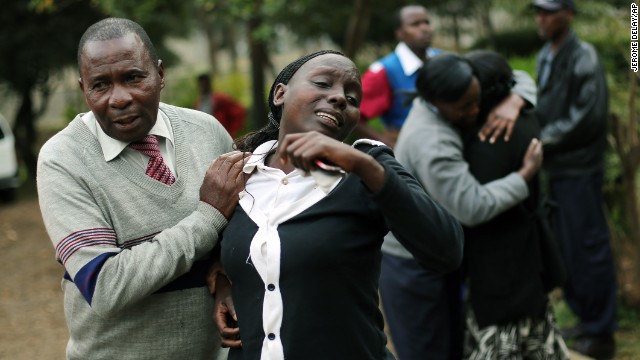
395, 42, 425, 76
81, 109, 174, 162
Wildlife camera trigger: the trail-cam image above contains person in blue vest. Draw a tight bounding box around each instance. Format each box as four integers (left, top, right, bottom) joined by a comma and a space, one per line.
354, 4, 440, 148
355, 4, 530, 149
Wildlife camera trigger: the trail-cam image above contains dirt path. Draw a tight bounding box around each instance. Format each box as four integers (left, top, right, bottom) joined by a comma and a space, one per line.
0, 198, 66, 359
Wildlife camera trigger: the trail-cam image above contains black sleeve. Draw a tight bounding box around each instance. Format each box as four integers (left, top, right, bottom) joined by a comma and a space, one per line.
362, 144, 464, 273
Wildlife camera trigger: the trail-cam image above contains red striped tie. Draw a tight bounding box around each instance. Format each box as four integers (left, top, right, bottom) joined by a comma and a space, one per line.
128, 135, 176, 186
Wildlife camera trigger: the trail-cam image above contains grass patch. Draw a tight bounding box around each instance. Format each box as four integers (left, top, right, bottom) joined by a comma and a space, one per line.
552, 293, 640, 359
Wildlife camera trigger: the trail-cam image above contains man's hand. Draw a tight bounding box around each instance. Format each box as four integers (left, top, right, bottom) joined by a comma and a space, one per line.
479, 93, 525, 143
213, 274, 241, 348
200, 151, 251, 219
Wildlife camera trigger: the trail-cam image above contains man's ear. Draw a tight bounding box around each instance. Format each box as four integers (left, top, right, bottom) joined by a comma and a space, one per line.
78, 77, 84, 92
395, 28, 404, 43
273, 83, 287, 106
158, 59, 165, 89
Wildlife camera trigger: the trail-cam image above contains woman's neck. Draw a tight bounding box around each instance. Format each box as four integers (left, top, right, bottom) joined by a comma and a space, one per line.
266, 148, 296, 174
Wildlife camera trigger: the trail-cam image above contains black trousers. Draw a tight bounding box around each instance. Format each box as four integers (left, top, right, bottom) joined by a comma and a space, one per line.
549, 170, 617, 335
379, 253, 462, 360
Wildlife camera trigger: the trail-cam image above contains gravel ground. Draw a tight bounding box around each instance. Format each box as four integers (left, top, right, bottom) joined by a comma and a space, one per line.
0, 197, 592, 360
0, 197, 67, 359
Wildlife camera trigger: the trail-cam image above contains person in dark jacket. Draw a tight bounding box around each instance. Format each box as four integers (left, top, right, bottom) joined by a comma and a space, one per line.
461, 50, 569, 359
532, 1, 617, 359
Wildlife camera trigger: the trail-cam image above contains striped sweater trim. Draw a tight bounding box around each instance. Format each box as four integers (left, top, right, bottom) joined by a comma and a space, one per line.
120, 232, 160, 249
56, 229, 160, 264
56, 228, 117, 264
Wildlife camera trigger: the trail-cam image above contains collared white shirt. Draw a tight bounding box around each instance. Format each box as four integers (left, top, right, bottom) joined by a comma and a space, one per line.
367, 42, 439, 77
395, 42, 424, 76
394, 42, 441, 76
239, 140, 343, 360
81, 109, 176, 174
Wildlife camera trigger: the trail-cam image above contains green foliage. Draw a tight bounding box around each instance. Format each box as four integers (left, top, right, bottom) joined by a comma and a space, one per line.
471, 28, 544, 58
553, 296, 640, 359
217, 72, 251, 105
0, 1, 103, 93
95, 0, 198, 67
163, 76, 199, 109
508, 55, 537, 78
163, 71, 250, 111
551, 295, 578, 329
267, 0, 459, 50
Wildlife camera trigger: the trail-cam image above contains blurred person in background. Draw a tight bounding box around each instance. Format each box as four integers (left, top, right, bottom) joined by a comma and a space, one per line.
380, 51, 538, 360
461, 50, 568, 359
195, 73, 247, 137
532, 1, 617, 358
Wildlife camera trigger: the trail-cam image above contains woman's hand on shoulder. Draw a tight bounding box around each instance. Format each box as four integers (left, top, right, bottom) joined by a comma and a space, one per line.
479, 92, 525, 143
518, 138, 543, 182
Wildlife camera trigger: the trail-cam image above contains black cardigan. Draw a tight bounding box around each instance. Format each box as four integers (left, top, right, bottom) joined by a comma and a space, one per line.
221, 144, 463, 359
462, 111, 555, 327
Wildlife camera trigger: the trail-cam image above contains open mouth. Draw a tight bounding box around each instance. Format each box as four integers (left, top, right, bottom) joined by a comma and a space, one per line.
114, 114, 138, 124
113, 115, 140, 130
316, 111, 340, 127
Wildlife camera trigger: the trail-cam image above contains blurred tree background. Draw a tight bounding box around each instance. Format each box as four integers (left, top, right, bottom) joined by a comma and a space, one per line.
1, 0, 638, 354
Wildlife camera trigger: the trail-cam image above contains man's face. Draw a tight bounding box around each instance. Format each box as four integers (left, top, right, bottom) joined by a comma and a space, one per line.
396, 6, 433, 51
534, 8, 573, 42
79, 33, 164, 143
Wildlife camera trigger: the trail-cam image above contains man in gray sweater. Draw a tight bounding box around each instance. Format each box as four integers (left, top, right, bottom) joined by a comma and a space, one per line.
37, 18, 247, 359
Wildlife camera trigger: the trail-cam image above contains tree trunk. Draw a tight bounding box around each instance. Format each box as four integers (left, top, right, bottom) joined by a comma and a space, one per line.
476, 1, 496, 49
198, 9, 218, 76
227, 23, 239, 73
247, 1, 268, 131
608, 69, 640, 308
13, 88, 37, 179
451, 12, 461, 53
624, 70, 640, 301
343, 0, 372, 59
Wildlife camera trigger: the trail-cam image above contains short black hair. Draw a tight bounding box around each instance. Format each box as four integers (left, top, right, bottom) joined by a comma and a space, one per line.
267, 49, 345, 124
235, 50, 346, 153
393, 4, 427, 31
77, 18, 159, 77
416, 53, 475, 103
465, 50, 514, 122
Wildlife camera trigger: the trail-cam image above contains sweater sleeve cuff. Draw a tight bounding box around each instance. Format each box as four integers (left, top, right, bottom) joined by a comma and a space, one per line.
507, 172, 530, 199
197, 201, 229, 234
